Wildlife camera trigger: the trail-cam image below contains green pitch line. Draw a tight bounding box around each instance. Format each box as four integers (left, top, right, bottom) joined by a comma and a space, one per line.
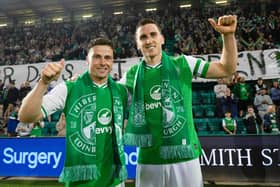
0, 180, 277, 187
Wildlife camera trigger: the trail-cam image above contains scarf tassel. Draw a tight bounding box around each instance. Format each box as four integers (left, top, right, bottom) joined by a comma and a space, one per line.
118, 165, 128, 181
124, 133, 153, 147
59, 164, 100, 183
160, 145, 195, 159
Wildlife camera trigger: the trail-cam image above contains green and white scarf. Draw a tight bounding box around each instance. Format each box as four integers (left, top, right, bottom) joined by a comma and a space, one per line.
124, 52, 194, 159
59, 71, 127, 183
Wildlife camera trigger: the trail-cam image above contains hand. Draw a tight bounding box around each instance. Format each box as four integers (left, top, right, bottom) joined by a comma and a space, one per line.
208, 15, 237, 35
40, 59, 65, 85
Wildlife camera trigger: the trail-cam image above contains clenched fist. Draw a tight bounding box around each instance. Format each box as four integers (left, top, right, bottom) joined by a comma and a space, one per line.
208, 15, 237, 35
40, 59, 65, 85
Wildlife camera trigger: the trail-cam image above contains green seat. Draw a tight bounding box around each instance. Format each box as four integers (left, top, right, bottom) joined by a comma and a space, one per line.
236, 117, 246, 134
208, 118, 222, 132
192, 91, 201, 105
197, 130, 211, 136
50, 122, 58, 136
201, 92, 216, 105
42, 121, 57, 136
203, 104, 216, 117
51, 111, 62, 122
192, 105, 204, 118
194, 118, 208, 131
212, 130, 226, 135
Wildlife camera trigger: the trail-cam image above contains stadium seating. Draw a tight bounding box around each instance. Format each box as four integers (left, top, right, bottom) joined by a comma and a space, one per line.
42, 111, 62, 136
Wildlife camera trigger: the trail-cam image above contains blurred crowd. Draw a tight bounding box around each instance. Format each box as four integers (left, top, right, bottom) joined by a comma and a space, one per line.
0, 1, 279, 65
213, 74, 280, 135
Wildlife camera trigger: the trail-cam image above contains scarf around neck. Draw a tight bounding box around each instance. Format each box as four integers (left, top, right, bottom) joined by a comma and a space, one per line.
124, 52, 194, 159
59, 71, 127, 183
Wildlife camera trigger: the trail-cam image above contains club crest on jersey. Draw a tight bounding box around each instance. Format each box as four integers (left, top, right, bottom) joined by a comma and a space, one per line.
84, 111, 94, 124
97, 108, 112, 125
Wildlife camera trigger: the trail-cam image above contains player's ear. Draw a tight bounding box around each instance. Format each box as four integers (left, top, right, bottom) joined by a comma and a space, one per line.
160, 34, 165, 46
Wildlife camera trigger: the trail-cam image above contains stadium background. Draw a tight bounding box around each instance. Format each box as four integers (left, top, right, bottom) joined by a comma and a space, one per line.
0, 0, 280, 186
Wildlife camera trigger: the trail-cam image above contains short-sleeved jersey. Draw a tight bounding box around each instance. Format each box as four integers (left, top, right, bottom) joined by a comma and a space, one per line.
120, 55, 209, 164
42, 81, 127, 187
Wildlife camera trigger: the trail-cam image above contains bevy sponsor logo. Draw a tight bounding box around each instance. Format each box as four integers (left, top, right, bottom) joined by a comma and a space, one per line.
145, 101, 161, 110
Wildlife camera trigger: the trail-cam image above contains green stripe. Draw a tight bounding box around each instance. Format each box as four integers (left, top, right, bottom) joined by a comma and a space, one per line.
201, 61, 210, 78
193, 59, 201, 76
41, 107, 48, 118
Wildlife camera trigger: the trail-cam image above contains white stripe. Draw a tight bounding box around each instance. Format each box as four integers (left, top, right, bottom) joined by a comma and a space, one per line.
197, 60, 207, 76
183, 55, 197, 74
41, 107, 48, 119
184, 55, 207, 77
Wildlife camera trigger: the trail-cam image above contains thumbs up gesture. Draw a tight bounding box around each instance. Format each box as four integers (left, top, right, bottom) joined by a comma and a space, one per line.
40, 59, 65, 85
208, 15, 237, 35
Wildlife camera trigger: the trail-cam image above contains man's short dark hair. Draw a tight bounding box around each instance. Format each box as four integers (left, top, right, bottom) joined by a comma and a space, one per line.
247, 105, 254, 109
89, 37, 113, 50
136, 18, 161, 32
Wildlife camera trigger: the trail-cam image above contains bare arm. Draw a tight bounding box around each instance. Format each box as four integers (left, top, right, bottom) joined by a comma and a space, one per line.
206, 15, 238, 79
19, 59, 64, 123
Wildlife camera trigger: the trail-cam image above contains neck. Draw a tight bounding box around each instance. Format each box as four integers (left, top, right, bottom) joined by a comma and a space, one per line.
144, 53, 162, 66
91, 76, 108, 85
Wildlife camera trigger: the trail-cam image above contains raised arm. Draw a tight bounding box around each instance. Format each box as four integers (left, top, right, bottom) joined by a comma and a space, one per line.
19, 59, 65, 123
206, 15, 238, 78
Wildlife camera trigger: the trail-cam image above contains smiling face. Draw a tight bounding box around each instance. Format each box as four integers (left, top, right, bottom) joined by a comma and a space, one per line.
87, 45, 113, 84
136, 23, 164, 65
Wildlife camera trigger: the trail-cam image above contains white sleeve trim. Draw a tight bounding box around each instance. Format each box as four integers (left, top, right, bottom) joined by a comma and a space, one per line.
197, 60, 207, 76
183, 55, 207, 77
183, 55, 197, 74
222, 119, 226, 127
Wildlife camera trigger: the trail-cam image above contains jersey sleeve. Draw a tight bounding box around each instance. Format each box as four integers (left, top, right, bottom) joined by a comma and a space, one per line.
118, 72, 127, 85
183, 55, 210, 78
222, 119, 226, 127
41, 82, 67, 118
